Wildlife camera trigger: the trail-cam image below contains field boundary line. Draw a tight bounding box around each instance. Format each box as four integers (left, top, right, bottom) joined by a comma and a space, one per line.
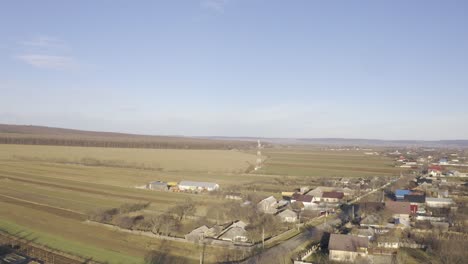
0, 193, 87, 220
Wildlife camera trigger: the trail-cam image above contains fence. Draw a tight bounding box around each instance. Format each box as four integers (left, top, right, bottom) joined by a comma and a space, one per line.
295, 243, 319, 262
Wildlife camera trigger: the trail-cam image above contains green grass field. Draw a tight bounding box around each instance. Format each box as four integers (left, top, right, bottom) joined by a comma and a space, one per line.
0, 144, 402, 263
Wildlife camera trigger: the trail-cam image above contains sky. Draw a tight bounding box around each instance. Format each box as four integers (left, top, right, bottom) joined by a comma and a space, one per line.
1, 0, 467, 140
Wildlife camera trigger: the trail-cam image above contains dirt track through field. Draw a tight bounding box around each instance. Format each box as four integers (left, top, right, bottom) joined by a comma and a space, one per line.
0, 193, 87, 221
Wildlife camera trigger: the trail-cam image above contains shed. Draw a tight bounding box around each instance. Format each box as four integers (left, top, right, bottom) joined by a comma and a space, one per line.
148, 181, 168, 191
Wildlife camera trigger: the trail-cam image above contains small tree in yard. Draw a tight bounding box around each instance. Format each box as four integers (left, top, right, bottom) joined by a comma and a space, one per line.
172, 198, 196, 221
151, 213, 180, 236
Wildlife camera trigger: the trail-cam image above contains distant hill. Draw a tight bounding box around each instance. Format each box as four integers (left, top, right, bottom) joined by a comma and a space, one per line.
202, 136, 468, 148
0, 124, 256, 150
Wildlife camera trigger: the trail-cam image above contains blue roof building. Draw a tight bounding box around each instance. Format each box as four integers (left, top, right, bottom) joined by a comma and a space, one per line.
395, 189, 411, 200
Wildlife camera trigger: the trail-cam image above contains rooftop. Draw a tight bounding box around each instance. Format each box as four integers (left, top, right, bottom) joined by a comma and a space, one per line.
179, 181, 219, 188
329, 234, 369, 252
385, 201, 411, 215
322, 191, 344, 199
278, 209, 297, 218
395, 189, 411, 197
292, 193, 313, 203
426, 197, 453, 203
404, 194, 425, 203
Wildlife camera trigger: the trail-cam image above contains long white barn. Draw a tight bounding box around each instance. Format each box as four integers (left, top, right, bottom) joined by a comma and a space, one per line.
178, 181, 219, 191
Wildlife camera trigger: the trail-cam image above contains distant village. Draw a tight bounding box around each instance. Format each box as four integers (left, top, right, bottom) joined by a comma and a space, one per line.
127, 147, 468, 263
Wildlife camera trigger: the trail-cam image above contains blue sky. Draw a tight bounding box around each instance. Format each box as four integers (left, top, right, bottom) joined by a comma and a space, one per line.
1, 0, 467, 140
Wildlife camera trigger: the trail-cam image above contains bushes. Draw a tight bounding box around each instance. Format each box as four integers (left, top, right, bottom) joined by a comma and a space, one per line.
114, 215, 145, 229
89, 202, 150, 226
89, 207, 120, 222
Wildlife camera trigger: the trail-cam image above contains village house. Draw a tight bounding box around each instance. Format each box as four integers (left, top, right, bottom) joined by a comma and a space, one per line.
328, 234, 369, 262
217, 221, 248, 242
307, 187, 354, 199
291, 193, 316, 209
277, 209, 297, 223
428, 165, 443, 177
185, 225, 210, 242
395, 189, 411, 201
385, 201, 411, 226
403, 194, 426, 214
321, 191, 344, 203
178, 181, 219, 192
257, 196, 278, 214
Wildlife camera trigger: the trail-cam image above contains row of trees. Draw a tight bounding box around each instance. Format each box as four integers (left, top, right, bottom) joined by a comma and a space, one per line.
0, 134, 256, 150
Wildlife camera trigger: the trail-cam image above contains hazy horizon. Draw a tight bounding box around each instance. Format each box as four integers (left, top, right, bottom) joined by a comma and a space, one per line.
2, 1, 468, 140
2, 123, 468, 142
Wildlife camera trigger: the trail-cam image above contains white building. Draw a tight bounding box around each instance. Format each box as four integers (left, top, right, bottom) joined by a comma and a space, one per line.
178, 181, 219, 191
425, 197, 454, 208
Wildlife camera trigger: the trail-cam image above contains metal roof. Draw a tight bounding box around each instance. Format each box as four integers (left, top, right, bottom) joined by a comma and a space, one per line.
395, 189, 411, 197
426, 197, 453, 203
179, 181, 219, 188
329, 234, 368, 252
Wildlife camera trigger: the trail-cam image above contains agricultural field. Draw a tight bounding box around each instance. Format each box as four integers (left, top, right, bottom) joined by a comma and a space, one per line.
0, 144, 257, 173
0, 144, 401, 263
255, 148, 403, 177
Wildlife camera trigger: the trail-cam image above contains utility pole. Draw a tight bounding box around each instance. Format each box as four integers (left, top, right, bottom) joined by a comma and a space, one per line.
297, 211, 301, 231
262, 226, 265, 249
199, 239, 204, 264
255, 140, 262, 171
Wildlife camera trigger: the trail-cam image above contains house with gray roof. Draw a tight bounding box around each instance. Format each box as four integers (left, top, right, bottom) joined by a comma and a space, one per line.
257, 196, 278, 214
217, 220, 248, 242
185, 225, 210, 242
329, 234, 369, 262
277, 209, 297, 223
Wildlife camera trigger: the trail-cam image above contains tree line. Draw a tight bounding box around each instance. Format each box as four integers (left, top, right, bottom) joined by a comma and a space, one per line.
0, 134, 256, 150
